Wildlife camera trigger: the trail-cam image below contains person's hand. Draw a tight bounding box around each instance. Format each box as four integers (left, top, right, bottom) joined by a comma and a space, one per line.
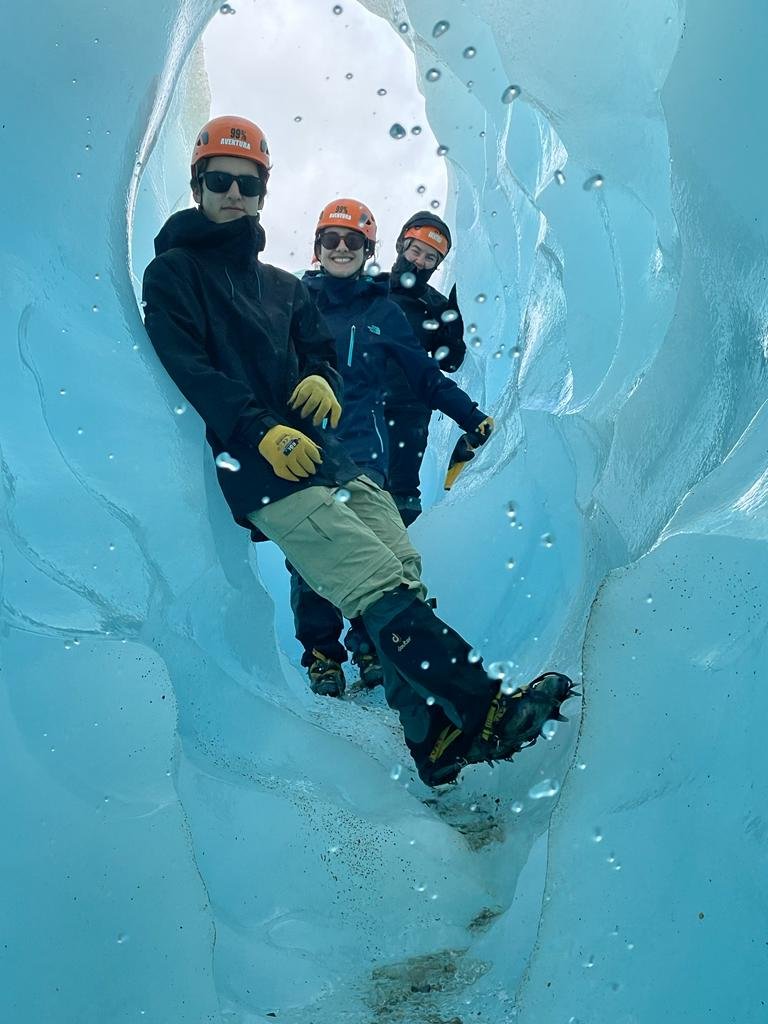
468, 416, 494, 446
258, 425, 323, 481
288, 375, 342, 428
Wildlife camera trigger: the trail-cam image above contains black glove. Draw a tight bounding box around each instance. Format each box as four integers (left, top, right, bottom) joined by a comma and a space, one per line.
444, 416, 493, 490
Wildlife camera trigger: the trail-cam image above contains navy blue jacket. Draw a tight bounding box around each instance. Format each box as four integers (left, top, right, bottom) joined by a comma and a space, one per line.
302, 270, 484, 482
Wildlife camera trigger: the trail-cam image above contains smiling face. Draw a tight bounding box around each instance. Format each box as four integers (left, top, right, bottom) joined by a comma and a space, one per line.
318, 227, 367, 278
193, 154, 265, 224
402, 237, 441, 271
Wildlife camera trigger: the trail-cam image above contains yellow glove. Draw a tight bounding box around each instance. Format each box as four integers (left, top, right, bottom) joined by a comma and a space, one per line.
288, 375, 342, 428
258, 425, 323, 482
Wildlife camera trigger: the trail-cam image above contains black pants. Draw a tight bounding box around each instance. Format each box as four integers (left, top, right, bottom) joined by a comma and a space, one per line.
384, 403, 431, 527
288, 562, 375, 667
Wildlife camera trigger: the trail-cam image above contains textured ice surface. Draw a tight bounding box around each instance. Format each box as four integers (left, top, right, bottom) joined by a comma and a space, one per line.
2, 1, 767, 1022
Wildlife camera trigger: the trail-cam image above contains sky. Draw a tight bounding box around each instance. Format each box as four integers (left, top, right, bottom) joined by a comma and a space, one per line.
202, 0, 449, 275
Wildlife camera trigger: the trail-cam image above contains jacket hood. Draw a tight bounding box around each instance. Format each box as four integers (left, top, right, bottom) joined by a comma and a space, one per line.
154, 207, 266, 259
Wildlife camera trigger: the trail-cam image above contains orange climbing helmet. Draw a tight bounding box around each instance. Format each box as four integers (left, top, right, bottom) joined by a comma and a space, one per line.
314, 198, 377, 255
398, 212, 452, 259
190, 115, 272, 181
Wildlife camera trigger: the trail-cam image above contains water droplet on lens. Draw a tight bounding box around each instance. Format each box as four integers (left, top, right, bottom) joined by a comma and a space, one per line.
505, 558, 515, 570
92, 304, 99, 312
117, 933, 129, 944
528, 778, 560, 800
593, 828, 603, 842
434, 345, 450, 361
426, 68, 441, 82
510, 346, 522, 359
59, 387, 67, 396
398, 21, 409, 33
389, 123, 406, 140
429, 199, 440, 209
390, 763, 402, 780
505, 502, 517, 521
416, 184, 426, 194
332, 3, 343, 13
436, 144, 449, 156
335, 487, 351, 503
400, 271, 416, 289
367, 262, 381, 275
411, 125, 422, 135
554, 169, 566, 186
541, 533, 554, 548
426, 695, 436, 706
645, 594, 653, 604
432, 20, 450, 37
467, 648, 482, 664
420, 660, 430, 670
542, 720, 558, 740
501, 84, 521, 103
293, 115, 303, 123
475, 292, 486, 303
422, 318, 440, 331
584, 173, 605, 190
414, 881, 426, 892
215, 452, 241, 472
440, 310, 458, 324
173, 404, 186, 415
463, 46, 477, 59
511, 801, 524, 814
345, 72, 353, 80
487, 660, 514, 680
377, 87, 387, 96
219, 2, 235, 12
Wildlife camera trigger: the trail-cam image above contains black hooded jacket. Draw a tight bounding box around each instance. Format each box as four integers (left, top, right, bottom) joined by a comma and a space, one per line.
374, 268, 467, 407
142, 209, 360, 527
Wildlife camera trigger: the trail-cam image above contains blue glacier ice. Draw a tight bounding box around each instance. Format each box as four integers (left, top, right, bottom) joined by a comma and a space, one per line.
2, 1, 767, 1022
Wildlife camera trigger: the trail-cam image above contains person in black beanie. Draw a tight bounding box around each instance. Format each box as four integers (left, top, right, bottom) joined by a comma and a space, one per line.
374, 213, 466, 525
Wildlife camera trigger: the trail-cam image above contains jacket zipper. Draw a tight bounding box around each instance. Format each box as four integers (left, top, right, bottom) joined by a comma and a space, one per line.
347, 324, 356, 366
224, 266, 235, 300
372, 410, 385, 454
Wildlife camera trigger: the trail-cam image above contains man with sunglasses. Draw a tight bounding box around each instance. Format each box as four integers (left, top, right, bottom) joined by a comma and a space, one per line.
374, 213, 467, 525
142, 117, 572, 788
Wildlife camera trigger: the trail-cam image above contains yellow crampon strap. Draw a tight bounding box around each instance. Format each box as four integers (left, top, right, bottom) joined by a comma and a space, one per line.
428, 725, 463, 764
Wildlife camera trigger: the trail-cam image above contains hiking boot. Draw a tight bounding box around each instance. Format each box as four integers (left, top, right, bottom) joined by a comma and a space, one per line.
307, 649, 346, 698
465, 672, 574, 767
417, 723, 471, 787
352, 650, 384, 688
416, 672, 574, 787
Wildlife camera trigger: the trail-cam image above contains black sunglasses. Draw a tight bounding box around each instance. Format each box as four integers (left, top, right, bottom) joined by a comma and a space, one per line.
318, 230, 366, 252
199, 170, 265, 198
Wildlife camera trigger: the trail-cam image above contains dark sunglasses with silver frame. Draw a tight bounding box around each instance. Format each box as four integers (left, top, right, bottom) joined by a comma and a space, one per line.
198, 170, 266, 198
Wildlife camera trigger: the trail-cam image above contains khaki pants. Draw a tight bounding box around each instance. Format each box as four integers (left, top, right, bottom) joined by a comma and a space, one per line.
247, 476, 427, 620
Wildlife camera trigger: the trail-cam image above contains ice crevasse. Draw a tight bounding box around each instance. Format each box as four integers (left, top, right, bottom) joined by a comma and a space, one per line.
1, 1, 767, 1022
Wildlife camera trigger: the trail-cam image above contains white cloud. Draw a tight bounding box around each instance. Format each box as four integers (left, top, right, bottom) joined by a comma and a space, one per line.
203, 0, 448, 273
